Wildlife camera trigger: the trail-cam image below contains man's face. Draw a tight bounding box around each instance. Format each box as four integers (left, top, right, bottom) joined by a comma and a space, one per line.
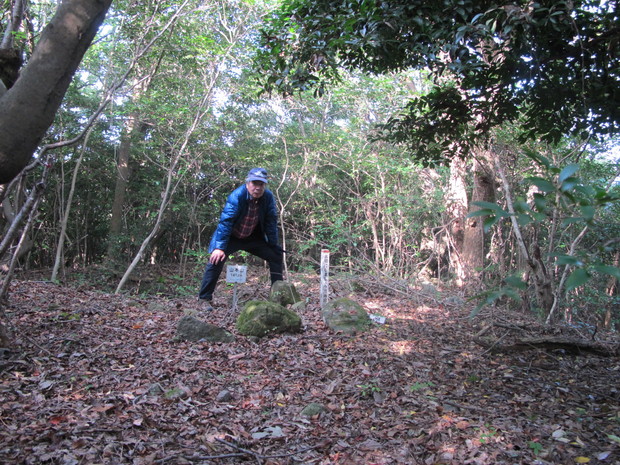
246, 180, 266, 199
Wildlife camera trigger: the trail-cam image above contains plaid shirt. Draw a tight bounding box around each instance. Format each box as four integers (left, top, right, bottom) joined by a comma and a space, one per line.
232, 198, 260, 239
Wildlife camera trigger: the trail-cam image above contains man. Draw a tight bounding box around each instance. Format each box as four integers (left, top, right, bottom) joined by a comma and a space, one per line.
199, 168, 283, 310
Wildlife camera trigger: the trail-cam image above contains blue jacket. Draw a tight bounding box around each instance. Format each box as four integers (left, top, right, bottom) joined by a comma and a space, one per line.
208, 184, 279, 253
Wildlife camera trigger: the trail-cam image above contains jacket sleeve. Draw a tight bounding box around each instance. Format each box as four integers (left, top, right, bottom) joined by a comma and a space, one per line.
209, 188, 242, 253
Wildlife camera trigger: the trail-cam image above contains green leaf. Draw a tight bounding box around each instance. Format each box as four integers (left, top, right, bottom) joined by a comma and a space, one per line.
513, 200, 532, 213
560, 176, 579, 192
555, 255, 583, 266
467, 208, 494, 218
580, 205, 595, 221
565, 268, 590, 292
591, 265, 620, 279
533, 193, 547, 212
483, 216, 499, 232
503, 288, 523, 301
561, 217, 582, 228
516, 213, 533, 226
504, 275, 527, 289
558, 164, 579, 183
527, 177, 556, 193
471, 201, 507, 215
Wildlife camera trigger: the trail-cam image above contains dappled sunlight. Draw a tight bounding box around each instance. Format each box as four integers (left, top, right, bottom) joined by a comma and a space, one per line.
388, 340, 416, 355
363, 298, 443, 322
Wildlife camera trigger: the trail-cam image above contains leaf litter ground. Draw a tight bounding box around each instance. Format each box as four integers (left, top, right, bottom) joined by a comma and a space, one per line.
1, 269, 619, 465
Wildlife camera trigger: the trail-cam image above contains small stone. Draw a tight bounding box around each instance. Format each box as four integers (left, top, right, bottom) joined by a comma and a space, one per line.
148, 383, 164, 396
216, 390, 233, 402
301, 402, 327, 417
175, 315, 234, 342
164, 387, 189, 400
270, 281, 302, 306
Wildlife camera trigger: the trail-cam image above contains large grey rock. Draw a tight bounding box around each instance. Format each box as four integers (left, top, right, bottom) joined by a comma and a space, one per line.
175, 315, 234, 342
269, 281, 302, 306
321, 298, 371, 335
236, 300, 302, 338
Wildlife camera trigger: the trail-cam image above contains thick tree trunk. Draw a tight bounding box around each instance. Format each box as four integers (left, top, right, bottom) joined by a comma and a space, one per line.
0, 0, 113, 184
446, 157, 468, 284
462, 154, 495, 282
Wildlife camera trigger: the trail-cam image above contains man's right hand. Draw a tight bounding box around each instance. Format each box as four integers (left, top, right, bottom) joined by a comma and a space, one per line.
209, 249, 226, 264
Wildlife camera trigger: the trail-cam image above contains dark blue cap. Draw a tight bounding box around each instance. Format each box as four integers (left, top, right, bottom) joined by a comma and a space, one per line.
246, 167, 268, 183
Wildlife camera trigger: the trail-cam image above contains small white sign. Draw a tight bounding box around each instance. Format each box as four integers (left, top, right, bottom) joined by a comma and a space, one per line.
369, 314, 386, 324
226, 265, 247, 283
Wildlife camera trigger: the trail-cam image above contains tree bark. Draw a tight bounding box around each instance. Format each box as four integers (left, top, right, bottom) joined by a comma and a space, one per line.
107, 115, 137, 258
462, 153, 495, 282
446, 156, 468, 285
0, 0, 113, 184
604, 249, 619, 329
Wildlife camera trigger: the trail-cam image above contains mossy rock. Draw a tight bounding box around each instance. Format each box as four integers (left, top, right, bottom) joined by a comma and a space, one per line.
321, 297, 372, 335
291, 300, 306, 312
269, 281, 301, 306
236, 300, 302, 338
175, 315, 234, 343
301, 402, 328, 417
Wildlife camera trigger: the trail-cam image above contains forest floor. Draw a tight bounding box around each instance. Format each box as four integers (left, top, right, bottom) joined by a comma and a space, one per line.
1, 265, 619, 465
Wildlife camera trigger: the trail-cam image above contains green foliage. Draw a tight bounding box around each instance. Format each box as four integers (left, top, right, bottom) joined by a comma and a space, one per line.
372, 85, 478, 166
357, 381, 381, 398
469, 149, 620, 319
469, 274, 526, 318
257, 0, 619, 164
409, 381, 434, 392
477, 424, 499, 444
527, 440, 543, 456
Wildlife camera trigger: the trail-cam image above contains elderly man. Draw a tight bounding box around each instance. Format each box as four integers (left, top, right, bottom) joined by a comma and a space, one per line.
198, 168, 283, 310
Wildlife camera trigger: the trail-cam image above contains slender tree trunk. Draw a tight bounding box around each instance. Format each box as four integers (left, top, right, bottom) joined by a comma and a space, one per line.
116, 66, 220, 293
107, 115, 137, 258
107, 63, 163, 259
51, 128, 92, 281
274, 138, 303, 280
495, 158, 554, 315
604, 249, 619, 329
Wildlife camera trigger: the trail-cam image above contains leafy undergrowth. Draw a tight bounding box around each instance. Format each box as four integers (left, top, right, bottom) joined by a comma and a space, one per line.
1, 269, 619, 465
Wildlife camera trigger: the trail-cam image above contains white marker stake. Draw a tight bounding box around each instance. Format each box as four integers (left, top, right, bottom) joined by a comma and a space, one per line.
320, 249, 330, 308
226, 265, 247, 310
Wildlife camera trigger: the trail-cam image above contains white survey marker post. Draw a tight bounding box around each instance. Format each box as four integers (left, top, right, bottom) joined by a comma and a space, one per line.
320, 249, 330, 308
226, 265, 247, 310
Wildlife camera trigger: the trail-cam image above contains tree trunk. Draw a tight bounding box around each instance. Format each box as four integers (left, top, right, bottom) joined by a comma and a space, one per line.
0, 0, 113, 184
604, 249, 619, 329
107, 59, 161, 259
495, 158, 554, 315
461, 153, 495, 283
446, 156, 468, 285
51, 129, 92, 282
107, 115, 137, 258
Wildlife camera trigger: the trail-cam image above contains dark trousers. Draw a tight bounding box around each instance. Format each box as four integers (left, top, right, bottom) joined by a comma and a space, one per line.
199, 235, 283, 301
